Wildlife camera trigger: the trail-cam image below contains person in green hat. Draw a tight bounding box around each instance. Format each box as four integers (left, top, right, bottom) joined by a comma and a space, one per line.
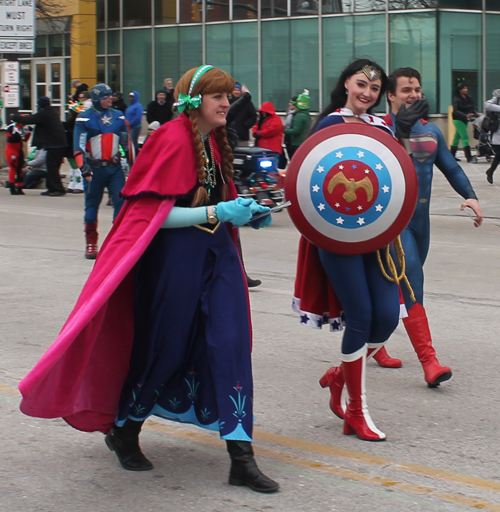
283, 89, 311, 158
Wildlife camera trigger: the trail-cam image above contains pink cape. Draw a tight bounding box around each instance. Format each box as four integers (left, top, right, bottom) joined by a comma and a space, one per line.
18, 115, 240, 433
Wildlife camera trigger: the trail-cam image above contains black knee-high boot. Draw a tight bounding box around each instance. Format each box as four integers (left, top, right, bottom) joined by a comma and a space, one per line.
464, 145, 476, 163
226, 440, 279, 493
105, 419, 153, 471
236, 236, 262, 288
450, 146, 461, 161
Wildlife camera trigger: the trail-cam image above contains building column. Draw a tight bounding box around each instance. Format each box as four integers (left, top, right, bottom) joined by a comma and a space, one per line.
70, 0, 97, 87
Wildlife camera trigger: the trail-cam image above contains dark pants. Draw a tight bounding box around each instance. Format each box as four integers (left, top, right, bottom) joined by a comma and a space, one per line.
488, 144, 500, 174
45, 147, 67, 193
83, 164, 125, 224
23, 169, 48, 189
318, 249, 400, 355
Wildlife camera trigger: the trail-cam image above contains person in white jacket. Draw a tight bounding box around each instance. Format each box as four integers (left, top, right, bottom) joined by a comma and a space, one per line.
484, 89, 500, 183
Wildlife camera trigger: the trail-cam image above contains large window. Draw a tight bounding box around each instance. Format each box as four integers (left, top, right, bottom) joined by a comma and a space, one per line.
487, 0, 500, 10
390, 12, 437, 113
180, 1, 201, 22
262, 19, 319, 111
438, 0, 482, 7
322, 14, 386, 111
323, 0, 351, 14
206, 0, 229, 21
205, 22, 258, 96
486, 15, 500, 102
439, 11, 481, 113
261, 0, 287, 18
232, 23, 259, 96
206, 24, 231, 71
234, 0, 257, 20
123, 0, 151, 27
155, 0, 176, 24
389, 0, 437, 8
155, 27, 180, 88
179, 26, 203, 75
123, 29, 152, 104
108, 0, 120, 27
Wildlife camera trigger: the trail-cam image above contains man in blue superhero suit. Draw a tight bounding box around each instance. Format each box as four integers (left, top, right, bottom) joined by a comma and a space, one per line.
74, 83, 129, 259
375, 67, 483, 387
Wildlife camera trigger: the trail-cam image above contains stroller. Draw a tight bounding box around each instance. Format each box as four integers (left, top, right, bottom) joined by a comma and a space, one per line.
472, 115, 495, 163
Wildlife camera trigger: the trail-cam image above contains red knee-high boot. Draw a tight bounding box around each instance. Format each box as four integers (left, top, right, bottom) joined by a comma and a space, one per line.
84, 222, 98, 260
319, 345, 385, 421
403, 303, 452, 388
372, 346, 402, 368
342, 346, 386, 441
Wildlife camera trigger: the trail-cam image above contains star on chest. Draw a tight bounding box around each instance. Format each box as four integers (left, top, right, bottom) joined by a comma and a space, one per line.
100, 114, 113, 126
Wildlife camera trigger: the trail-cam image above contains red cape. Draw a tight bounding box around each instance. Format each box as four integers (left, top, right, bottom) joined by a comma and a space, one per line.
18, 115, 239, 433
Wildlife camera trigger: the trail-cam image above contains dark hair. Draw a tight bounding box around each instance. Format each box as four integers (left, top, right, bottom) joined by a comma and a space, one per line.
313, 58, 387, 132
79, 91, 91, 100
455, 83, 468, 96
386, 67, 422, 98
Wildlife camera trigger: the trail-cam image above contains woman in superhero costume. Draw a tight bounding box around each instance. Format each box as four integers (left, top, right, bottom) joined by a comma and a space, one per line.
293, 59, 426, 441
18, 66, 278, 493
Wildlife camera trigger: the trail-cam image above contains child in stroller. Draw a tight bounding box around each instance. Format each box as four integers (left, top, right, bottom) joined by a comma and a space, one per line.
472, 114, 495, 163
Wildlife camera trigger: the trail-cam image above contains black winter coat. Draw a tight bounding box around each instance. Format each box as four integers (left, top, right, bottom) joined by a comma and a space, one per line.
146, 100, 173, 125
228, 94, 257, 142
452, 93, 477, 123
12, 107, 67, 148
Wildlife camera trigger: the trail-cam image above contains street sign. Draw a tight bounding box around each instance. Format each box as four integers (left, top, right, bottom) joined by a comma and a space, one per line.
3, 61, 19, 84
0, 1, 36, 38
0, 38, 34, 53
4, 83, 19, 107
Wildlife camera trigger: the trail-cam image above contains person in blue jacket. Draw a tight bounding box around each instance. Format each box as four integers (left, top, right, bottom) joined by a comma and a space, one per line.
125, 91, 143, 154
375, 67, 483, 386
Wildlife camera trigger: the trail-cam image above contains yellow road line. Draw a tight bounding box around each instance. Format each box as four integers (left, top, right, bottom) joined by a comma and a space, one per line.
254, 429, 500, 495
0, 381, 19, 395
146, 422, 500, 510
2, 382, 497, 510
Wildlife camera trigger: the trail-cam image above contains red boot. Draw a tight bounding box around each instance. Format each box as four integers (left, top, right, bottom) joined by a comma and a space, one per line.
84, 222, 98, 260
403, 303, 452, 388
372, 346, 402, 368
319, 366, 346, 419
319, 347, 385, 420
342, 346, 386, 441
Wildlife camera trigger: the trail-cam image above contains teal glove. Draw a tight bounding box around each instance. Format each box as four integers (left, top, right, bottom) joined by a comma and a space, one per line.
249, 212, 273, 229
217, 197, 267, 226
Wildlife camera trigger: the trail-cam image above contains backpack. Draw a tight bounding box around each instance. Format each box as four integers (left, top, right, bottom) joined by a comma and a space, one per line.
482, 111, 500, 133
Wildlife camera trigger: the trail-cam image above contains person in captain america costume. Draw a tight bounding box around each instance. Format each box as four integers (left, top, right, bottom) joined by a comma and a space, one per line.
73, 83, 129, 259
373, 67, 483, 386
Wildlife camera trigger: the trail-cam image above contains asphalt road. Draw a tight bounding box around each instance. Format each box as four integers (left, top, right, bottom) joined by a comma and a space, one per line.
1, 156, 500, 512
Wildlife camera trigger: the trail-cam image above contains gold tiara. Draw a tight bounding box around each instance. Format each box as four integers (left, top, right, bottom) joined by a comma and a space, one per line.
356, 65, 382, 82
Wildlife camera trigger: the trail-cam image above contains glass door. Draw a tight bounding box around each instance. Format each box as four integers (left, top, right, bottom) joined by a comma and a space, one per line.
32, 59, 65, 118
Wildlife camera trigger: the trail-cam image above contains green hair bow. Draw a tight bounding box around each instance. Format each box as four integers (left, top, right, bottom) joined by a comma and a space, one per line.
173, 64, 214, 114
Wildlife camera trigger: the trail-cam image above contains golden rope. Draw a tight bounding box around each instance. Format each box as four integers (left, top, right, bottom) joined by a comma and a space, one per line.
376, 236, 416, 302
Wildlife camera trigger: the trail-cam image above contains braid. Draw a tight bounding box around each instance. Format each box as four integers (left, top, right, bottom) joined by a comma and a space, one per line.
189, 112, 210, 207
215, 127, 233, 201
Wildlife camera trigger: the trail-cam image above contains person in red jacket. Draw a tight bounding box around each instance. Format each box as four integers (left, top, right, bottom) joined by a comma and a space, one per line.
252, 102, 284, 154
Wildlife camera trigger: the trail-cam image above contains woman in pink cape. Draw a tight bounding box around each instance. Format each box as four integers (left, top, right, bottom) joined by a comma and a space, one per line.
18, 66, 278, 493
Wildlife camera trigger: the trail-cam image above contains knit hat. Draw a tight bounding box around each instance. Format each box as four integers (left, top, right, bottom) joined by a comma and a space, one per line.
294, 89, 310, 110
91, 83, 113, 106
493, 89, 500, 99
234, 82, 242, 90
37, 96, 50, 108
148, 121, 160, 130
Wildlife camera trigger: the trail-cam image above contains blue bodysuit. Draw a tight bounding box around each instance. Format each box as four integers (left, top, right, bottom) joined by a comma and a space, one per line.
383, 114, 477, 308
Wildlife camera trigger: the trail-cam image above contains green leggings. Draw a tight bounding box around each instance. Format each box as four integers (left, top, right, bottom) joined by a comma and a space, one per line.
452, 120, 469, 148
